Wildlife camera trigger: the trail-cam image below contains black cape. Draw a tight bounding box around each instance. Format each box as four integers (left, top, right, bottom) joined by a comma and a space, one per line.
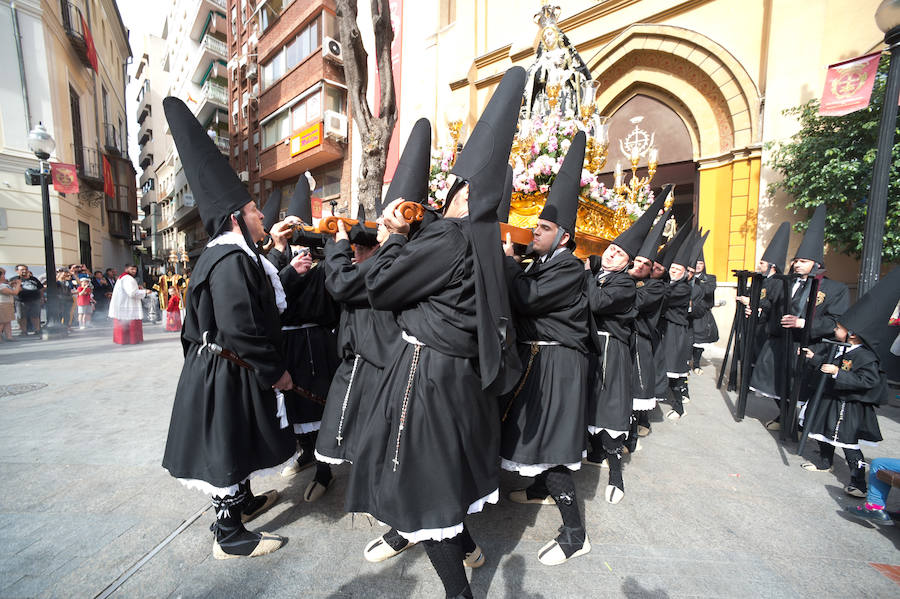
162, 245, 295, 487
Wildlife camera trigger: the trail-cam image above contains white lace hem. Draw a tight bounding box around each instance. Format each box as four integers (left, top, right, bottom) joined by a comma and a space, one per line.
632, 398, 657, 411
749, 386, 780, 399
314, 450, 350, 465
500, 452, 586, 477
667, 371, 689, 378
587, 426, 627, 438
808, 434, 878, 450
294, 421, 321, 434
174, 450, 300, 496
388, 489, 500, 543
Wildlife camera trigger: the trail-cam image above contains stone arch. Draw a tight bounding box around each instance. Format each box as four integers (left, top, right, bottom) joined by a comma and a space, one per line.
585, 24, 761, 156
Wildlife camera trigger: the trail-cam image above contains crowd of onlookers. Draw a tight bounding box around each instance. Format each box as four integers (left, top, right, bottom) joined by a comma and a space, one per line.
0, 263, 122, 340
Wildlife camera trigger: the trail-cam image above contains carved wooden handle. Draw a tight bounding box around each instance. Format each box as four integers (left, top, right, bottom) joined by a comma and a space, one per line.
397, 201, 426, 222
317, 216, 379, 234
500, 222, 533, 245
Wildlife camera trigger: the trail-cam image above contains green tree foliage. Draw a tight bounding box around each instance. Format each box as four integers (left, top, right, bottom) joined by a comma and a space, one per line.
766, 57, 900, 263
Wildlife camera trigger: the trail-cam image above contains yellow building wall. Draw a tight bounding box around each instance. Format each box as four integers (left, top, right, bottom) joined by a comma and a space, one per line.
698, 155, 760, 282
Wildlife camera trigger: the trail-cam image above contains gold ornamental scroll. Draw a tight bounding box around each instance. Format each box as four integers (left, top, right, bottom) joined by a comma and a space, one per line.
508, 191, 626, 258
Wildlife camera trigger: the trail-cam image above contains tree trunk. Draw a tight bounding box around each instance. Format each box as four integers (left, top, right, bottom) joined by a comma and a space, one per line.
335, 0, 397, 214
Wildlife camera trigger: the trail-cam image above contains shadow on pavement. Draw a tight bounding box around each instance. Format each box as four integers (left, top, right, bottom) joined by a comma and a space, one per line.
622, 575, 670, 598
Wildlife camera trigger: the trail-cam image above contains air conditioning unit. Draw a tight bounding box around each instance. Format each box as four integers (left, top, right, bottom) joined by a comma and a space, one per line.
247, 62, 258, 80
323, 109, 348, 141
322, 37, 342, 63
249, 83, 259, 100
238, 170, 249, 182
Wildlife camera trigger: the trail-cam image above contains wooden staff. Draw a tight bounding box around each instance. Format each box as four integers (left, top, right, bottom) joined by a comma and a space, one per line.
317, 215, 380, 235
394, 201, 533, 244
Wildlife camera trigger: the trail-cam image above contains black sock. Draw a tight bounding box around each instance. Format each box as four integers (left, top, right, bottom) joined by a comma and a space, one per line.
844, 449, 867, 489
545, 466, 583, 531
624, 415, 639, 453
815, 440, 835, 468
422, 537, 471, 598
668, 378, 684, 414
459, 523, 476, 555
586, 433, 605, 462
637, 411, 650, 428
314, 461, 332, 485
382, 527, 410, 551
601, 431, 624, 491
692, 346, 703, 369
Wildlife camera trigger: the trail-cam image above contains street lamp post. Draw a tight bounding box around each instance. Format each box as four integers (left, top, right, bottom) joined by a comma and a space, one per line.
859, 0, 900, 295
26, 123, 66, 339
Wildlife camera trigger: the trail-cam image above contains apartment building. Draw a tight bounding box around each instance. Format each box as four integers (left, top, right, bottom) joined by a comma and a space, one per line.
228, 0, 352, 216
134, 0, 231, 269
0, 0, 138, 274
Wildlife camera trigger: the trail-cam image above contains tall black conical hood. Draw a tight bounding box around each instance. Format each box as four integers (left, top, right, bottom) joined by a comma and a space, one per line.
261, 188, 282, 232
794, 204, 826, 264
761, 221, 791, 273
673, 229, 698, 268
689, 229, 710, 268
637, 207, 672, 262
287, 172, 313, 223
497, 164, 514, 222
840, 267, 900, 356
164, 97, 250, 237
611, 183, 672, 258
452, 66, 526, 225
539, 130, 585, 234
657, 219, 692, 269
450, 67, 527, 395
348, 204, 378, 246
383, 118, 432, 211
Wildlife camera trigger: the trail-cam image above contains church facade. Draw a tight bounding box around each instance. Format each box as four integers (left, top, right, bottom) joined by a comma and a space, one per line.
381, 0, 883, 288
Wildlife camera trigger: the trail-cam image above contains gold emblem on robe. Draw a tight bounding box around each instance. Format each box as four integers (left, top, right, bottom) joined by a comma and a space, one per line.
841, 359, 852, 371
816, 291, 826, 306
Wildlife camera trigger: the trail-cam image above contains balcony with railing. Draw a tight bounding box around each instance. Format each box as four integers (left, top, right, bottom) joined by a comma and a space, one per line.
137, 80, 151, 124
191, 34, 227, 84
190, 0, 227, 41
211, 134, 230, 154
139, 147, 154, 170
193, 78, 227, 125
138, 122, 152, 147
71, 143, 103, 188
60, 0, 93, 69
104, 123, 126, 158
107, 184, 133, 240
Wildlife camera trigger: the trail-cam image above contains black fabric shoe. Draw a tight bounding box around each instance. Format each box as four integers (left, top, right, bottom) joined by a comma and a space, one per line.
211, 493, 284, 559
242, 489, 279, 523
844, 505, 894, 525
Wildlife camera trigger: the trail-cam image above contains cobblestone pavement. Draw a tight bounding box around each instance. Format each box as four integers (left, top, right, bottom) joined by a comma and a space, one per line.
1, 323, 899, 598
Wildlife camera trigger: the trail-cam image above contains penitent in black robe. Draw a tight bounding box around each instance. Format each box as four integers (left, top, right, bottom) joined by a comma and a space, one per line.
162, 245, 296, 491
654, 278, 692, 397
805, 344, 885, 448
274, 252, 341, 430
691, 272, 718, 345
750, 276, 849, 399
315, 239, 400, 464
631, 277, 666, 409
586, 269, 636, 436
499, 249, 592, 474
346, 218, 499, 540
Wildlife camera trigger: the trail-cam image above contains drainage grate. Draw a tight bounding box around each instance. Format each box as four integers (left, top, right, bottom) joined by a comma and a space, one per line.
0, 383, 48, 398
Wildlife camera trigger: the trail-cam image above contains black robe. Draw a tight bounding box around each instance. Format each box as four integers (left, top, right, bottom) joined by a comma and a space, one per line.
586, 269, 636, 434
750, 276, 850, 398
631, 277, 666, 407
162, 245, 295, 488
316, 239, 400, 464
500, 249, 592, 470
657, 278, 692, 383
691, 272, 718, 344
805, 344, 885, 447
277, 258, 341, 427
346, 219, 499, 536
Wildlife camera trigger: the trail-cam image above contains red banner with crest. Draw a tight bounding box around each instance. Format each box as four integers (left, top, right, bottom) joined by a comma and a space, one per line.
81, 15, 98, 72
819, 52, 882, 116
50, 163, 79, 194
102, 155, 116, 197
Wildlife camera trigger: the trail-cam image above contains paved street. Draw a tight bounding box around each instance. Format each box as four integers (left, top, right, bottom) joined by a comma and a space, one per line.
1, 324, 899, 598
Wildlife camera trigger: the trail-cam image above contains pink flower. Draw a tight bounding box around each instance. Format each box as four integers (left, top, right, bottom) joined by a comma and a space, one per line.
538, 184, 549, 194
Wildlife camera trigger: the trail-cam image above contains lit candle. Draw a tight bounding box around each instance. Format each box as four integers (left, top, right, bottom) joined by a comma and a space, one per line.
631, 147, 640, 163
648, 148, 658, 166
614, 162, 623, 188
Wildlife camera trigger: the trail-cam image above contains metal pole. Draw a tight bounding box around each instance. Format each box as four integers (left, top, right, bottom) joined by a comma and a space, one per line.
859, 27, 900, 296
39, 162, 64, 338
